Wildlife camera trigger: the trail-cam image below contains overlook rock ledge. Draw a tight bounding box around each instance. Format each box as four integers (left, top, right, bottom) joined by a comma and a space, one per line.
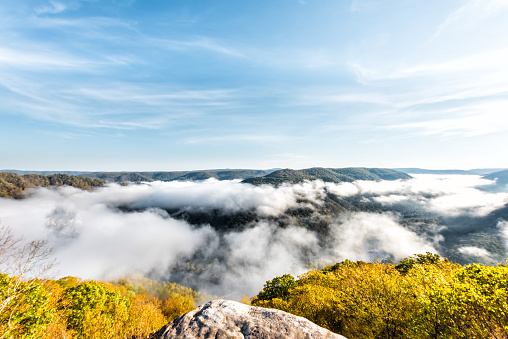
154, 299, 346, 339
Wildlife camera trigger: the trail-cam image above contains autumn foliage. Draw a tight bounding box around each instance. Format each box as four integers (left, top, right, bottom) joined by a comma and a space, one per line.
0, 172, 104, 199
0, 274, 199, 339
253, 253, 508, 339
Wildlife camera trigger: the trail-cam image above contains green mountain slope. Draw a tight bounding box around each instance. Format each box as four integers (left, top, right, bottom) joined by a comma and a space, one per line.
82, 169, 274, 183
242, 167, 411, 185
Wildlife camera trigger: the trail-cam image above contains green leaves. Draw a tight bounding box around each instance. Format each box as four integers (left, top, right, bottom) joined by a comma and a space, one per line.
0, 274, 54, 339
64, 281, 130, 338
256, 274, 297, 302
395, 252, 443, 275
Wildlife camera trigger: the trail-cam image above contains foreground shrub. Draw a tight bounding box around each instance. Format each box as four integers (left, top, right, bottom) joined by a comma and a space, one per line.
254, 254, 508, 339
0, 274, 55, 338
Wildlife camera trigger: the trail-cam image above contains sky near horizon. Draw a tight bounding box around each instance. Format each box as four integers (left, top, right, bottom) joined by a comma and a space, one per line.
1, 0, 507, 171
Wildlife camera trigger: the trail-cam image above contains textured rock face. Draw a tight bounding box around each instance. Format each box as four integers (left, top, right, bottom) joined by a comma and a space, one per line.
155, 299, 346, 339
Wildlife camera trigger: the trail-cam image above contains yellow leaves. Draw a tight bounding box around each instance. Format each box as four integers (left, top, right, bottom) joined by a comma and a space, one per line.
161, 294, 195, 321
0, 272, 202, 339
125, 294, 166, 338
0, 274, 55, 339
240, 295, 251, 305
64, 281, 131, 338
254, 256, 508, 339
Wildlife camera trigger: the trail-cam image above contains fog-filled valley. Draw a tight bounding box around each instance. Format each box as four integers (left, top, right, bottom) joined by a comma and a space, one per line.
2, 171, 508, 299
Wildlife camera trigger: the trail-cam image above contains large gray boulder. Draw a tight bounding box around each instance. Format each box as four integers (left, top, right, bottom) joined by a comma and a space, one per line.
155, 299, 346, 339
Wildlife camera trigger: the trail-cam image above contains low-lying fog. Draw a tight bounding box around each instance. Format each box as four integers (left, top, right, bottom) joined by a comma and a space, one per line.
1, 174, 507, 298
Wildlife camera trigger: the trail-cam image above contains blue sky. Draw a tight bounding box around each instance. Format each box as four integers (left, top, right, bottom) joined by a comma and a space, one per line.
1, 0, 507, 171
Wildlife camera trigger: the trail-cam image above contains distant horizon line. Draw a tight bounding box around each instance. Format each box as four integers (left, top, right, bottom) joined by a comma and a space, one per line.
2, 166, 507, 173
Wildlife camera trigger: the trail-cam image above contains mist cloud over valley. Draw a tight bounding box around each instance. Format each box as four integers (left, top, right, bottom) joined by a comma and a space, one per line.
1, 174, 508, 298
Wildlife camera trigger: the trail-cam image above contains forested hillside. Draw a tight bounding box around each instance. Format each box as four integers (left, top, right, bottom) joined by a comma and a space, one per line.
0, 168, 409, 185
253, 253, 508, 339
81, 169, 275, 183
0, 170, 91, 176
242, 167, 411, 185
0, 173, 104, 199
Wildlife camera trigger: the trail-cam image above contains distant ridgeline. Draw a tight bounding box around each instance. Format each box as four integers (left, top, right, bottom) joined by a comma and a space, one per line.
79, 167, 411, 184
394, 168, 508, 192
242, 167, 412, 185
394, 168, 508, 175
483, 169, 508, 186
80, 169, 275, 183
4, 167, 508, 185
0, 172, 104, 199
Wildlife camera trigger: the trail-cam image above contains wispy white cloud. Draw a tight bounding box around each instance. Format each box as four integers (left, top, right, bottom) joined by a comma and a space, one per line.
341, 0, 508, 144
435, 0, 508, 36
31, 14, 248, 59
384, 100, 508, 138
326, 174, 508, 217
349, 0, 399, 13
457, 246, 491, 259
0, 47, 94, 70
72, 86, 236, 105
33, 0, 73, 15
0, 0, 507, 169
349, 47, 508, 83
183, 134, 287, 145
152, 37, 246, 58
32, 15, 136, 31
338, 29, 508, 140
297, 90, 391, 107
0, 74, 242, 130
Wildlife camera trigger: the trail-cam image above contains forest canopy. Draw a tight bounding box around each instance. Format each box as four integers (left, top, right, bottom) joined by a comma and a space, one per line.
0, 225, 201, 338
253, 253, 508, 339
0, 173, 104, 199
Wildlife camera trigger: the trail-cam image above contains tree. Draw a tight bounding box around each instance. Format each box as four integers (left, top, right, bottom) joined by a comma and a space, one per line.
395, 252, 443, 275
255, 274, 297, 302
0, 224, 56, 338
64, 281, 130, 338
161, 294, 195, 321
124, 294, 166, 338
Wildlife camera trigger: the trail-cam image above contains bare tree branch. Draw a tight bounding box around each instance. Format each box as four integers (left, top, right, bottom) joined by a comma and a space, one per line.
0, 222, 57, 338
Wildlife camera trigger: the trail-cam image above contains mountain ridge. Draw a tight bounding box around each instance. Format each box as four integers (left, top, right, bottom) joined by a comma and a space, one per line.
394, 168, 508, 175
482, 169, 508, 186
242, 167, 411, 185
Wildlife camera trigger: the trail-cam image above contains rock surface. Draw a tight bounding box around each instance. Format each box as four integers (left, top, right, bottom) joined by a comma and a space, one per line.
154, 299, 346, 339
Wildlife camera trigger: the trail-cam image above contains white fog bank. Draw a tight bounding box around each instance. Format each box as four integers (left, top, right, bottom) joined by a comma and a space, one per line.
0, 174, 506, 296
